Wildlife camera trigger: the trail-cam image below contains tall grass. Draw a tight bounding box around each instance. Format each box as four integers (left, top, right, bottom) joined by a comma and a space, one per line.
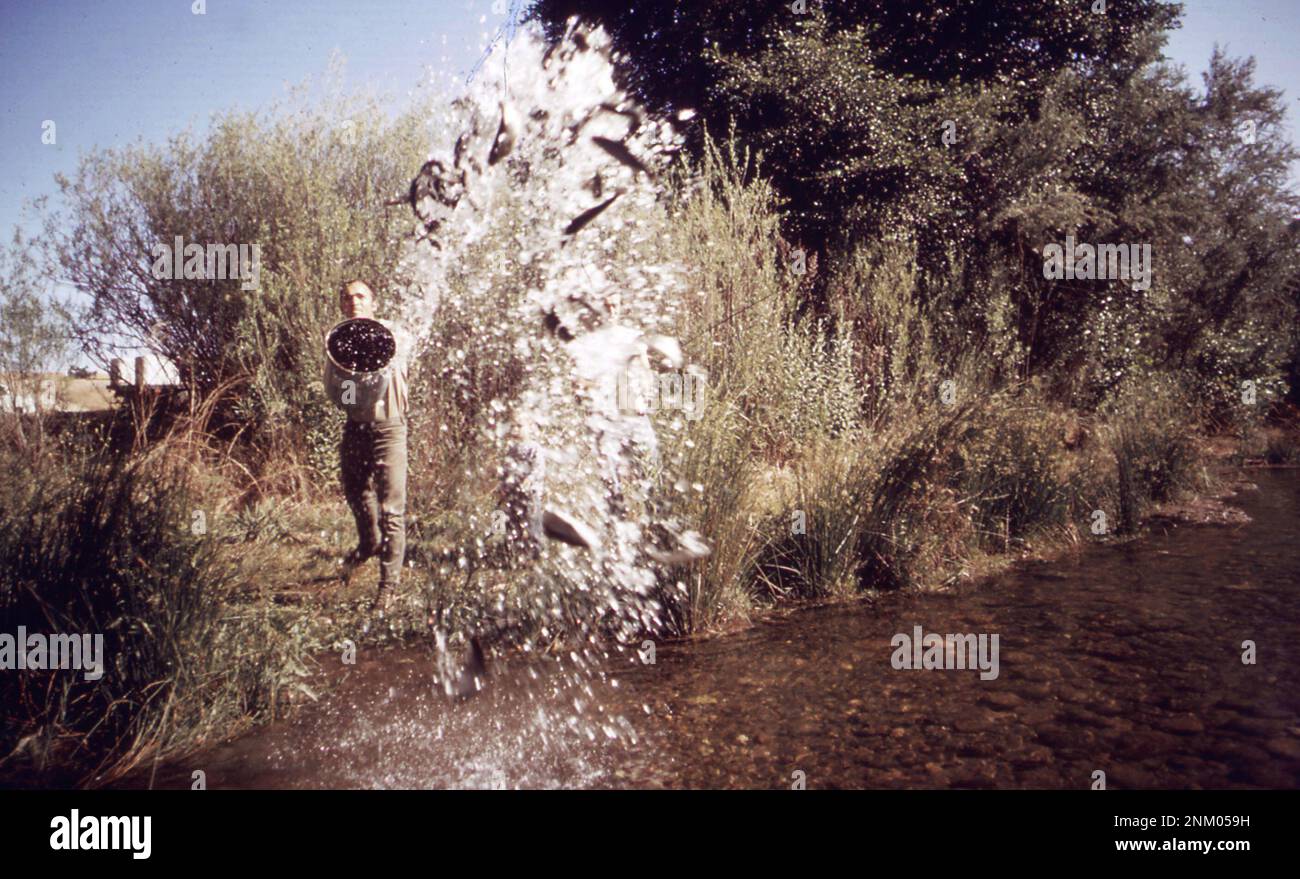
957, 405, 1076, 550
0, 409, 318, 786
649, 133, 1210, 631
1101, 382, 1202, 534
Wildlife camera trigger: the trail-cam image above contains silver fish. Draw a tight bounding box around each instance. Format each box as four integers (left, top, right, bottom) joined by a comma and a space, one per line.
641, 334, 684, 371
591, 136, 653, 178
562, 192, 620, 236
646, 530, 711, 565
488, 101, 520, 166
542, 509, 602, 551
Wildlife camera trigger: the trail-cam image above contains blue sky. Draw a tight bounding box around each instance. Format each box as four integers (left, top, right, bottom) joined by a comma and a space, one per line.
0, 0, 1297, 251
0, 0, 513, 239
2, 0, 1299, 241
1163, 0, 1300, 137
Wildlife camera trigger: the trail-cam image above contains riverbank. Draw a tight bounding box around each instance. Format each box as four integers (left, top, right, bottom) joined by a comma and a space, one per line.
1, 411, 1294, 788
117, 467, 1300, 789
653, 433, 1284, 645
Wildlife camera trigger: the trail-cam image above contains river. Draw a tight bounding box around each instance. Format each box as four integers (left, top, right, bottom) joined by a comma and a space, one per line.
136, 470, 1300, 789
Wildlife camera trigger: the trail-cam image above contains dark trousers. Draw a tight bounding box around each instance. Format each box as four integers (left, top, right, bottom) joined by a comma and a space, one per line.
341, 418, 407, 586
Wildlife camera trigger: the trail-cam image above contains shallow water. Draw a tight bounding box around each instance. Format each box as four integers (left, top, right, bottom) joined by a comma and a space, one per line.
137, 470, 1300, 789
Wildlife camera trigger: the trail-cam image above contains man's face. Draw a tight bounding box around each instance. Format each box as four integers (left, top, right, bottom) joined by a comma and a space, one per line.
340, 283, 374, 319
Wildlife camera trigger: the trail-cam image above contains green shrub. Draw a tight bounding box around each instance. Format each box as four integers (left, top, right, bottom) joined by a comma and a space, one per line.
1102, 379, 1199, 533
957, 407, 1073, 550
0, 440, 316, 785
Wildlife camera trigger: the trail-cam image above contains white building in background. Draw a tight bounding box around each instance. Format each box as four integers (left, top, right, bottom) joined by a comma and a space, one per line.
0, 373, 114, 413
0, 352, 179, 414
0, 377, 59, 413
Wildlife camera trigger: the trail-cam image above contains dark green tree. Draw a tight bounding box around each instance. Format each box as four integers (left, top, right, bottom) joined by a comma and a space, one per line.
531, 0, 1181, 258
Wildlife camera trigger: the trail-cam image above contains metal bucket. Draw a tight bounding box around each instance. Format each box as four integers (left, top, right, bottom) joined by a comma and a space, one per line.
324, 318, 396, 411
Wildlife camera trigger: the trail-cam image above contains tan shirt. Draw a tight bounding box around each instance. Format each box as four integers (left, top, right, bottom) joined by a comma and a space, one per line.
324, 318, 412, 423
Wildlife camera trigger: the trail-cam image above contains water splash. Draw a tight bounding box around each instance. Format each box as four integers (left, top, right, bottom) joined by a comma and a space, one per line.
395, 22, 704, 710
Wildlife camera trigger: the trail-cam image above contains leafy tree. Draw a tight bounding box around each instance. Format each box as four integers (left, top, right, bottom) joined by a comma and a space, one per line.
0, 231, 73, 419
1030, 48, 1300, 409
532, 0, 1299, 415
42, 87, 432, 478
531, 0, 1181, 256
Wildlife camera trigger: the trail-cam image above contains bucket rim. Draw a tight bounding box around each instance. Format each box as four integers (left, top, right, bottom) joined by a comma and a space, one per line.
325, 317, 395, 374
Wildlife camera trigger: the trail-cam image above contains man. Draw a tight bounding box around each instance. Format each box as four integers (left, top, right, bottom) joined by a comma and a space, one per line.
325, 280, 412, 612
